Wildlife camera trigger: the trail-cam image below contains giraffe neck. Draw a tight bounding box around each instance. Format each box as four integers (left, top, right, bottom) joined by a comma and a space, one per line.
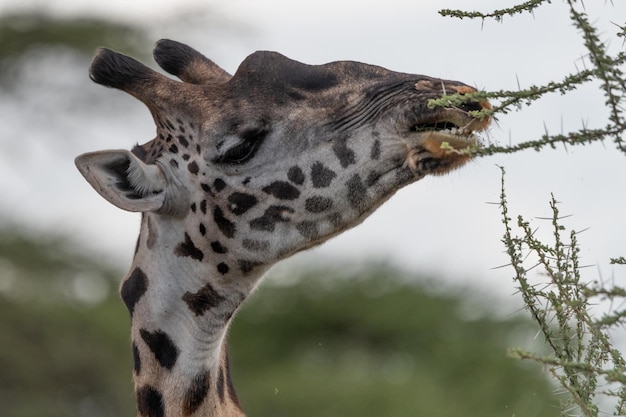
132, 338, 243, 417
123, 216, 262, 417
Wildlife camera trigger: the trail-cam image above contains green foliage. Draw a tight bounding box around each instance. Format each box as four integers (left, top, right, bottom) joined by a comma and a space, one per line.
498, 167, 626, 416
437, 2, 626, 415
440, 0, 550, 21
610, 257, 626, 266
432, 1, 626, 157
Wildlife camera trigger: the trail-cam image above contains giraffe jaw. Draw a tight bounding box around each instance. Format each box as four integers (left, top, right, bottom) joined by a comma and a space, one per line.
420, 129, 481, 155
405, 109, 491, 174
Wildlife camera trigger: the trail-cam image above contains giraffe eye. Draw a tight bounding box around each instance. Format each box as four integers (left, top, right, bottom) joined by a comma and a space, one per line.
216, 126, 270, 164
218, 140, 260, 164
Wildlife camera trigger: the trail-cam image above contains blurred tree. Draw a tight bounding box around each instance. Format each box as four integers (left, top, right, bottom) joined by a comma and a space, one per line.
0, 12, 147, 83
0, 12, 146, 58
0, 230, 556, 417
0, 11, 146, 62
231, 266, 555, 417
0, 229, 134, 417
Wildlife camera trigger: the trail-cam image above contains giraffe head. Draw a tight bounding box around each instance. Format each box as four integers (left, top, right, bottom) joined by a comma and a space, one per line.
75, 40, 490, 416
77, 40, 490, 278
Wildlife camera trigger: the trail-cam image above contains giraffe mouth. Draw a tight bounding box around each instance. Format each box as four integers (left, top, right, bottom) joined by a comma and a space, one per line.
412, 104, 491, 155
405, 107, 491, 174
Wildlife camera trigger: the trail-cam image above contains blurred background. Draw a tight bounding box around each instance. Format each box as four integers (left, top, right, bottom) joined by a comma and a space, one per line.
1, 0, 625, 416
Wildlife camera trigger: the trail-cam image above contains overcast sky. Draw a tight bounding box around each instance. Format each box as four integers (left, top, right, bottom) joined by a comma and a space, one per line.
1, 0, 625, 304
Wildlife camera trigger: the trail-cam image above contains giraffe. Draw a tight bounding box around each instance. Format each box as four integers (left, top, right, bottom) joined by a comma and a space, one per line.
75, 39, 490, 417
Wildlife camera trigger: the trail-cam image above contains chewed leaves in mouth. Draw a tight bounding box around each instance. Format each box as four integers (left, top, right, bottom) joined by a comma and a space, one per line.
407, 102, 491, 174
414, 114, 488, 153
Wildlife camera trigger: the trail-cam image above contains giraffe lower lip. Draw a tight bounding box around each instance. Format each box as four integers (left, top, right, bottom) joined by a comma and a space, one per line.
420, 131, 479, 158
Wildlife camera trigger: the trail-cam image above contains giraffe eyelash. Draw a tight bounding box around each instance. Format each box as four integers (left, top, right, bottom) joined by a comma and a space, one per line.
216, 139, 262, 164
215, 127, 270, 164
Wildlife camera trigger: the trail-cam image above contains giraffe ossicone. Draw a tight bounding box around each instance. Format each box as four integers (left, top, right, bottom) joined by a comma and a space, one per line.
76, 39, 490, 417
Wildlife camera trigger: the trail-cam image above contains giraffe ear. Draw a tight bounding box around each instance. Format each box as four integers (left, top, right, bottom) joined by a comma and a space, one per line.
75, 150, 166, 212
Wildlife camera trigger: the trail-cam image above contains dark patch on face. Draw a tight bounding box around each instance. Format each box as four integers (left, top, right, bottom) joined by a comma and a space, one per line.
332, 136, 356, 167
296, 221, 319, 240
148, 145, 160, 161
214, 206, 236, 238
211, 241, 228, 254
175, 233, 204, 261
371, 139, 381, 160
217, 365, 226, 403
287, 166, 305, 185
169, 144, 179, 154
311, 162, 337, 188
420, 158, 441, 172
182, 283, 226, 316
217, 262, 230, 275
183, 369, 211, 416
243, 239, 270, 252
146, 217, 157, 249
237, 51, 339, 97
200, 199, 207, 215
178, 134, 189, 148
249, 205, 294, 232
346, 174, 369, 212
121, 267, 148, 317
170, 159, 179, 169
140, 329, 179, 370
242, 177, 251, 185
262, 181, 300, 200
201, 183, 213, 196
133, 342, 141, 375
239, 259, 262, 274
137, 385, 164, 417
305, 196, 333, 213
227, 192, 258, 215
214, 178, 226, 192
199, 223, 206, 236
395, 165, 415, 186
182, 154, 190, 161
328, 212, 343, 228
190, 202, 197, 213
366, 171, 382, 187
287, 90, 306, 101
188, 160, 199, 175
